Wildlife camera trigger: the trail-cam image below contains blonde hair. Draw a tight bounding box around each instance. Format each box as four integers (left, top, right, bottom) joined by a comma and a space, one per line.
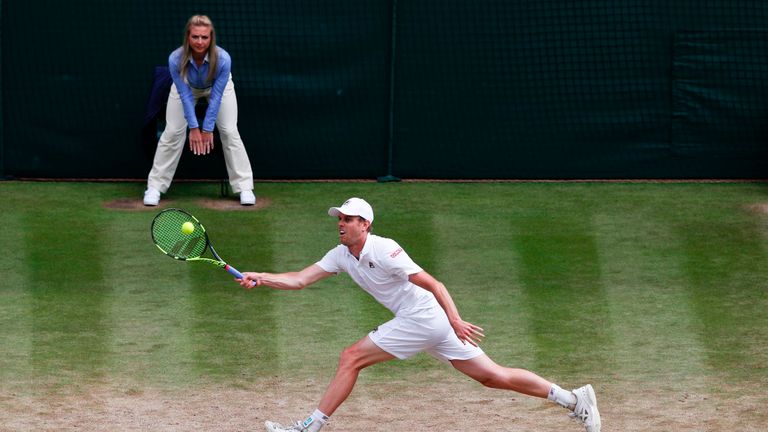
179, 15, 218, 84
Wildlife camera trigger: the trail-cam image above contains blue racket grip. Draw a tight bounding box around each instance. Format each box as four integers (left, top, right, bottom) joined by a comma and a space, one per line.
225, 265, 256, 287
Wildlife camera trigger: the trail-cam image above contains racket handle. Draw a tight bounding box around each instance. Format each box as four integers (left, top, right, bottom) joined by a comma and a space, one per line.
225, 265, 257, 287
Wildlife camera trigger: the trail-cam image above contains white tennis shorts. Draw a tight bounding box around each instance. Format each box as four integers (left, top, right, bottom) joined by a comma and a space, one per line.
368, 305, 484, 363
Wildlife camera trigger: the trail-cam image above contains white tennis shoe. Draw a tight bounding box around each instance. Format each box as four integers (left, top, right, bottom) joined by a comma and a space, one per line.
240, 190, 256, 205
143, 187, 160, 206
570, 384, 601, 432
264, 420, 307, 432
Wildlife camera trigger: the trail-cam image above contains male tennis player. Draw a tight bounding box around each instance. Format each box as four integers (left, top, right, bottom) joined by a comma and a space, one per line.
237, 197, 601, 432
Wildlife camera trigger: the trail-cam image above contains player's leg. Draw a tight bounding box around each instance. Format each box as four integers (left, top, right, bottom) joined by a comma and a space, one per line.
451, 355, 600, 431
145, 84, 188, 204
215, 77, 255, 204
265, 335, 395, 432
451, 354, 551, 396
317, 335, 395, 415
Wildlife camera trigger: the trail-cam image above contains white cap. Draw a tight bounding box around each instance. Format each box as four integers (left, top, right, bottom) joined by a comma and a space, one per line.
328, 197, 374, 222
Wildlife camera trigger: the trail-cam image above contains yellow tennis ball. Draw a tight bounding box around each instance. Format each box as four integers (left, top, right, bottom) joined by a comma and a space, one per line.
181, 221, 195, 235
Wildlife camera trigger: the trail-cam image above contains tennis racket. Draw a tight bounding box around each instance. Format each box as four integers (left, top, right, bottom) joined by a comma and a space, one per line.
151, 208, 255, 286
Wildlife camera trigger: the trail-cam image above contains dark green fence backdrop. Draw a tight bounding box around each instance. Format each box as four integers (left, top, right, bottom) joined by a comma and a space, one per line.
2, 1, 768, 180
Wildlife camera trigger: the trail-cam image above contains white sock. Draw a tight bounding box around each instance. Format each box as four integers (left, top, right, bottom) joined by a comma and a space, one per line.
547, 384, 577, 410
301, 409, 329, 432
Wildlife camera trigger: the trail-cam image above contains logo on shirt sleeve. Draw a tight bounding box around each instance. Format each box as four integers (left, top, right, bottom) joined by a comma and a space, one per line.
390, 247, 403, 258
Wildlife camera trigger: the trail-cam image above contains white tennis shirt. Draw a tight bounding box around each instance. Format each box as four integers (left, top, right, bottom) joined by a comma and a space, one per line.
316, 234, 438, 315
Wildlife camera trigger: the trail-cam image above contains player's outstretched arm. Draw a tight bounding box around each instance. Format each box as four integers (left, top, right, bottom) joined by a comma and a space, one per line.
409, 271, 485, 347
238, 264, 332, 290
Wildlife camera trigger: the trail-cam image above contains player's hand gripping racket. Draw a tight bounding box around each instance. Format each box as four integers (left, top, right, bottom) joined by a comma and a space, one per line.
151, 208, 255, 286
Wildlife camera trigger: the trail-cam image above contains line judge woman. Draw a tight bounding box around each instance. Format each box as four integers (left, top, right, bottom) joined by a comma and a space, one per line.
144, 15, 256, 206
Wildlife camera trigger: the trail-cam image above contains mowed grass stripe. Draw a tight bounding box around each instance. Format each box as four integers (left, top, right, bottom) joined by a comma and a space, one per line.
104, 211, 197, 386
255, 195, 365, 379
592, 211, 708, 389
185, 209, 279, 383
671, 204, 768, 382
22, 206, 110, 387
509, 205, 613, 377
432, 213, 537, 368
0, 211, 33, 389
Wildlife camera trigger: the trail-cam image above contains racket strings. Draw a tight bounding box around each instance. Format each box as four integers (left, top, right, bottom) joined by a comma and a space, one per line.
151, 210, 207, 259
170, 236, 205, 258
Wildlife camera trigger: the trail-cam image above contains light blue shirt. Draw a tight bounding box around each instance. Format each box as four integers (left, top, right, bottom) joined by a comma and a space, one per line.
168, 46, 232, 132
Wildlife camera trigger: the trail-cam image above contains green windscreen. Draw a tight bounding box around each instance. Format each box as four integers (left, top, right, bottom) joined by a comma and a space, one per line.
2, 1, 768, 179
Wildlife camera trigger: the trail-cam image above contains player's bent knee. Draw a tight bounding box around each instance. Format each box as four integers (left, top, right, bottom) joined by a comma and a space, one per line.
337, 345, 364, 371
338, 341, 384, 372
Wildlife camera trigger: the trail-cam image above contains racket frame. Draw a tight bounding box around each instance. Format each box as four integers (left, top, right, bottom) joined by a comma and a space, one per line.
151, 208, 249, 282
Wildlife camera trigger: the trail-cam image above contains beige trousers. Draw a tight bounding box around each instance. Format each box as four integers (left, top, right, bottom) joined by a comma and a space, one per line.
147, 78, 254, 194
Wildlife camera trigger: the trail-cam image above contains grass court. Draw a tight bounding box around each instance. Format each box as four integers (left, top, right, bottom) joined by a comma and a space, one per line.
0, 181, 766, 431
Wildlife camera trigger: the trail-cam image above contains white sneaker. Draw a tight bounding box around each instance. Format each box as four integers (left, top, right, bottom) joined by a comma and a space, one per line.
264, 420, 306, 432
143, 187, 160, 206
570, 384, 601, 432
240, 190, 256, 206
